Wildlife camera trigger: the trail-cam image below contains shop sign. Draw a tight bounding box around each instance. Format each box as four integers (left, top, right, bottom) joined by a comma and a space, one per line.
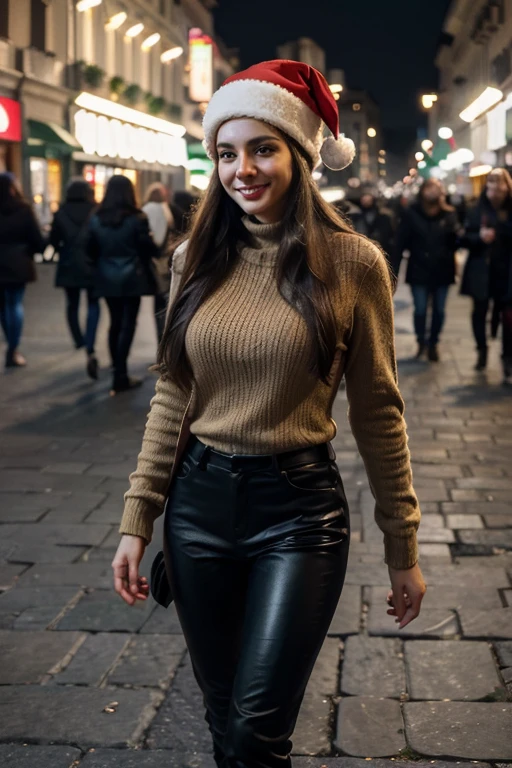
0, 97, 22, 142
74, 109, 187, 167
189, 28, 213, 103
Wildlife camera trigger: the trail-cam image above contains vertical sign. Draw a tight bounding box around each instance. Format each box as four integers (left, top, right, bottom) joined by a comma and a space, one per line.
189, 27, 213, 103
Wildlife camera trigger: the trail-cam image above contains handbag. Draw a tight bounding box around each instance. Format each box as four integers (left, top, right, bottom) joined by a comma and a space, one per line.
150, 550, 173, 607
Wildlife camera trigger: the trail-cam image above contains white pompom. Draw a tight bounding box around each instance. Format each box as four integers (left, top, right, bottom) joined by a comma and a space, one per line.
320, 135, 356, 171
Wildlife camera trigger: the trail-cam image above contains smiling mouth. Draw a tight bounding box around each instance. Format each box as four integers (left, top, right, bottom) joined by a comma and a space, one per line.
235, 184, 270, 197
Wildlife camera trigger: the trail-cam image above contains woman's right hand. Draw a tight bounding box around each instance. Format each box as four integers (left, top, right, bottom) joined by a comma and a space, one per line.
112, 534, 149, 605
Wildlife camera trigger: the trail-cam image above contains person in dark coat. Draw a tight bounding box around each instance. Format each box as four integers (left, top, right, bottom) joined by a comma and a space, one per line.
392, 179, 459, 362
86, 175, 158, 395
48, 178, 99, 379
460, 168, 512, 382
350, 189, 395, 260
0, 173, 44, 368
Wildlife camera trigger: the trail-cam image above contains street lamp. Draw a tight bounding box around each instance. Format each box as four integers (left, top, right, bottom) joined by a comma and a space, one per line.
329, 84, 343, 94
421, 94, 438, 109
367, 127, 376, 138
125, 23, 144, 38
438, 127, 453, 140
161, 46, 184, 63
418, 160, 427, 169
76, 0, 101, 10
141, 33, 161, 50
459, 87, 503, 123
421, 139, 433, 152
415, 151, 424, 161
105, 12, 127, 30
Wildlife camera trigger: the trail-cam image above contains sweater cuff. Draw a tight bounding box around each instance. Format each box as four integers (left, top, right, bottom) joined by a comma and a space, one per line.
119, 498, 158, 544
383, 532, 419, 570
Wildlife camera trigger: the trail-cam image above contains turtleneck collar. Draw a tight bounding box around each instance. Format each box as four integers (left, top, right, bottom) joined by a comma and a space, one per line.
240, 215, 281, 266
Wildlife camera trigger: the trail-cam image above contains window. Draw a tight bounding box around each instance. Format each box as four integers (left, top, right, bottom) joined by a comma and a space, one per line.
31, 0, 46, 51
0, 0, 8, 39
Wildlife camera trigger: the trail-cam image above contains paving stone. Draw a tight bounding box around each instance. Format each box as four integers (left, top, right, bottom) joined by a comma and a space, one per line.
0, 686, 158, 747
0, 522, 111, 547
418, 528, 455, 543
446, 515, 484, 529
335, 697, 406, 757
412, 464, 464, 478
0, 504, 49, 522
56, 633, 129, 685
140, 604, 184, 634
108, 634, 186, 687
0, 586, 81, 628
405, 640, 504, 701
442, 502, 512, 515
495, 641, 512, 667
86, 505, 124, 524
80, 749, 217, 768
456, 477, 512, 490
368, 603, 459, 638
328, 585, 361, 635
370, 585, 503, 612
87, 462, 137, 479
56, 590, 154, 632
0, 563, 25, 588
418, 543, 452, 558
458, 530, 512, 549
501, 667, 512, 685
484, 515, 512, 528
403, 701, 512, 759
99, 526, 123, 548
0, 745, 82, 768
292, 762, 488, 768
303, 637, 340, 698
14, 604, 80, 630
419, 564, 510, 587
344, 562, 389, 586
0, 469, 105, 492
341, 636, 405, 698
459, 608, 512, 640
42, 462, 92, 474
147, 656, 211, 751
17, 562, 113, 588
416, 514, 445, 528
292, 693, 331, 755
0, 629, 82, 683
4, 542, 87, 564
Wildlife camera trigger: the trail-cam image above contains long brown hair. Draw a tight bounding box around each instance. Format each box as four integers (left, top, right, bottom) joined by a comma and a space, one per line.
158, 135, 356, 392
418, 178, 454, 213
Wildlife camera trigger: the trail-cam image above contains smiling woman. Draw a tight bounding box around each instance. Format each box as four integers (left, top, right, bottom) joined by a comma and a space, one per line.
113, 59, 425, 768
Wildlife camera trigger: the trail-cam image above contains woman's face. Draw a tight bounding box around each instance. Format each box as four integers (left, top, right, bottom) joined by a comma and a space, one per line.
486, 173, 508, 205
216, 118, 293, 224
421, 181, 442, 204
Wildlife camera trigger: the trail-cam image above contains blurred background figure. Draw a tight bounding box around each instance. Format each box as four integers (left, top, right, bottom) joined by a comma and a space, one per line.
86, 175, 158, 395
460, 168, 512, 384
0, 172, 44, 368
171, 190, 200, 234
48, 178, 99, 380
350, 187, 395, 261
142, 183, 176, 344
393, 179, 459, 362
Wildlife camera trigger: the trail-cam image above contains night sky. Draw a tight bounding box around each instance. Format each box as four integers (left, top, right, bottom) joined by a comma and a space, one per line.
214, 0, 452, 153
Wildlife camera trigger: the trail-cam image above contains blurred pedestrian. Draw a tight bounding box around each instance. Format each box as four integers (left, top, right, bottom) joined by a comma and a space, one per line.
142, 182, 176, 344
460, 168, 512, 383
393, 178, 459, 361
0, 173, 44, 368
86, 175, 158, 395
48, 178, 99, 379
350, 187, 395, 259
172, 190, 200, 234
112, 60, 425, 768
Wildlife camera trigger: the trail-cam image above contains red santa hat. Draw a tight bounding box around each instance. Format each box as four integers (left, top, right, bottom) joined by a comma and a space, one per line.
202, 59, 356, 171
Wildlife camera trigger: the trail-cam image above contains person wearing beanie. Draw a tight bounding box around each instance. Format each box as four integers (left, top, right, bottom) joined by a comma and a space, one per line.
112, 60, 425, 768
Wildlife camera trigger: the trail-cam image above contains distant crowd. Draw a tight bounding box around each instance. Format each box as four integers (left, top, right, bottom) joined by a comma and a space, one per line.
0, 167, 511, 389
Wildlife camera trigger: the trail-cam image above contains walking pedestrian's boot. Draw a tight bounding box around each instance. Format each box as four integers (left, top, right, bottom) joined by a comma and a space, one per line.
414, 343, 426, 360
475, 346, 488, 371
86, 353, 99, 381
109, 374, 143, 396
428, 344, 440, 362
5, 348, 27, 368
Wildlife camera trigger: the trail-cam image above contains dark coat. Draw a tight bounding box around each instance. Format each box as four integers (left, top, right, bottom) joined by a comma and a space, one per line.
48, 201, 96, 289
86, 211, 159, 298
460, 197, 512, 303
392, 203, 458, 286
0, 203, 44, 285
350, 206, 395, 258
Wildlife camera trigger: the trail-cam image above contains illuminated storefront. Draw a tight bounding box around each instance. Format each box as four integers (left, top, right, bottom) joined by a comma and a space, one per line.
71, 92, 188, 202
0, 96, 22, 180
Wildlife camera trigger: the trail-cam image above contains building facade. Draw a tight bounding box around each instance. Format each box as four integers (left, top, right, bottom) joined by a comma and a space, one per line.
432, 0, 512, 194
0, 0, 235, 224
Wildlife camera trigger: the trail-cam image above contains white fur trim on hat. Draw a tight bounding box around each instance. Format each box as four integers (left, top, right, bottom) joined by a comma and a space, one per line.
203, 79, 324, 166
320, 135, 356, 171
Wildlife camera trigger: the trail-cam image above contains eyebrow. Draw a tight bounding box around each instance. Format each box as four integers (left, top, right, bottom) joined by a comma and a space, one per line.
216, 135, 280, 149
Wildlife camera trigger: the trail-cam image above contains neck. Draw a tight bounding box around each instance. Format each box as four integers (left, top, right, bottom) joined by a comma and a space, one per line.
422, 200, 441, 215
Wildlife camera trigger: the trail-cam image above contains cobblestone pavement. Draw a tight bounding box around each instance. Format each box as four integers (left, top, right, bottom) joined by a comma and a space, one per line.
0, 265, 511, 768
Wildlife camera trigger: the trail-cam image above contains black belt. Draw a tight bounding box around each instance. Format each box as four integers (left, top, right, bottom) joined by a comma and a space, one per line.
186, 435, 336, 473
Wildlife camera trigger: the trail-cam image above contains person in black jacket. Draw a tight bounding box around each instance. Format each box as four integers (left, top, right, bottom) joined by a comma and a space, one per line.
393, 179, 459, 362
460, 168, 512, 383
86, 175, 158, 395
0, 173, 44, 368
350, 189, 395, 261
48, 178, 99, 379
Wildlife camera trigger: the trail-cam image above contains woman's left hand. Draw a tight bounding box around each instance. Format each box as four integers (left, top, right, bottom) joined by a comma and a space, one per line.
386, 563, 426, 629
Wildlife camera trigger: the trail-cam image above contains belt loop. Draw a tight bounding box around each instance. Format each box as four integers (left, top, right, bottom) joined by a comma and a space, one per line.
328, 443, 336, 461
197, 444, 210, 471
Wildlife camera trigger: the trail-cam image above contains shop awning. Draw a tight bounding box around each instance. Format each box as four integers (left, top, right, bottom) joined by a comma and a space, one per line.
187, 141, 213, 174
27, 120, 82, 159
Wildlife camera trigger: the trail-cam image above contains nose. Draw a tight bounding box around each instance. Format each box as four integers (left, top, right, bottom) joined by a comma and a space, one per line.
236, 152, 257, 180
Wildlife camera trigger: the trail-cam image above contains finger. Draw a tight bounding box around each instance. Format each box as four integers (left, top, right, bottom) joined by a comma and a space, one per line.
128, 559, 140, 596
391, 587, 407, 622
398, 591, 425, 628
114, 574, 135, 605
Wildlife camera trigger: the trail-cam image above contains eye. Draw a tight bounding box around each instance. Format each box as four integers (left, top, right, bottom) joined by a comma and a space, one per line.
218, 151, 235, 160
256, 145, 275, 155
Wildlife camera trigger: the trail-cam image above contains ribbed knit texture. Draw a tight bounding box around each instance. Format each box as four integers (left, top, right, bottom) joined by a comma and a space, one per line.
121, 216, 420, 569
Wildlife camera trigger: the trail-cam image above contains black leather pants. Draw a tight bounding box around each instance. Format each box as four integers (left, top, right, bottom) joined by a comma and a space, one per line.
164, 436, 350, 768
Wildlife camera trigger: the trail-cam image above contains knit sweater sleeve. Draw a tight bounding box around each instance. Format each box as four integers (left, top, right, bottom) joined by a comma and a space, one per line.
119, 243, 191, 543
344, 243, 420, 569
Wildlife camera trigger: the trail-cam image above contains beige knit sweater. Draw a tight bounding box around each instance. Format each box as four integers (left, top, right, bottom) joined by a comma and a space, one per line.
120, 216, 420, 569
